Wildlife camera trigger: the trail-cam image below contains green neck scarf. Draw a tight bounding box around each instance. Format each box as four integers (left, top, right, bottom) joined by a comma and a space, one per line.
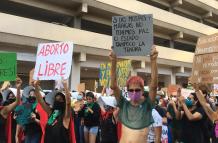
47, 110, 61, 125
84, 102, 95, 117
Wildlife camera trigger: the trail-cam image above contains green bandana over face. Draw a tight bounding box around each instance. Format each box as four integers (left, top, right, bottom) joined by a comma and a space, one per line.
47, 110, 61, 125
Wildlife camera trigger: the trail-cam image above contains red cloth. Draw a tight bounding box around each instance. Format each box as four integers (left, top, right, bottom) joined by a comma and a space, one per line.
117, 121, 122, 142
69, 116, 76, 143
36, 103, 48, 143
101, 110, 113, 120
16, 103, 48, 143
0, 106, 12, 143
6, 113, 12, 143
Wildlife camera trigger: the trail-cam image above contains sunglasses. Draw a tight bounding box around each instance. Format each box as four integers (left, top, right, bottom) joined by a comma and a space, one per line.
128, 88, 142, 92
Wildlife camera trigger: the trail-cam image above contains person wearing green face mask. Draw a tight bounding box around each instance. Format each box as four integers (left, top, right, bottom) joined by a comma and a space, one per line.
175, 92, 207, 143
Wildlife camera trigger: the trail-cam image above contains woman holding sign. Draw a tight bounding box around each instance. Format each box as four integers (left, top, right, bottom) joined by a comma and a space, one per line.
34, 79, 76, 143
193, 84, 218, 143
109, 46, 158, 143
0, 78, 22, 143
175, 89, 207, 143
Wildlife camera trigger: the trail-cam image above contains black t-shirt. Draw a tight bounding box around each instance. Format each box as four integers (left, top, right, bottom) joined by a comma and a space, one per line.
181, 107, 206, 143
155, 105, 167, 117
24, 110, 42, 136
44, 113, 70, 143
167, 104, 182, 130
82, 102, 100, 127
100, 114, 117, 142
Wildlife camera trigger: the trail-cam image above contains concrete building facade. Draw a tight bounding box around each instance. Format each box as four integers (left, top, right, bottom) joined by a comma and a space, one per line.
0, 0, 218, 90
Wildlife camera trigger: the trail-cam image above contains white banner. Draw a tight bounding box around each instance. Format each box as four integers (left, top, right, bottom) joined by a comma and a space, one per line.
34, 42, 73, 80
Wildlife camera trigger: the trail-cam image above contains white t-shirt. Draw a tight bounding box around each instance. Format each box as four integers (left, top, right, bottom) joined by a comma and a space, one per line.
147, 109, 163, 143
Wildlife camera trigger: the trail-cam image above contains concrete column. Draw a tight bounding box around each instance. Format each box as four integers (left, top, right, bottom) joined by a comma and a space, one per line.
163, 73, 176, 86
131, 68, 137, 76
199, 18, 203, 24
74, 16, 82, 29
170, 40, 174, 48
70, 57, 81, 91
169, 7, 174, 13
163, 75, 171, 87
171, 72, 176, 84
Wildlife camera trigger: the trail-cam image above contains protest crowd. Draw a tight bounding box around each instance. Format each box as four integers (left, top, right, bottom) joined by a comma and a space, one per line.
1, 13, 218, 143
1, 45, 218, 143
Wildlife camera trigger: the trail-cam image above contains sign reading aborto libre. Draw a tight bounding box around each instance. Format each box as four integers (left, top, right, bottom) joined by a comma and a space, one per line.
0, 53, 17, 81
34, 42, 73, 80
112, 14, 153, 56
191, 33, 218, 83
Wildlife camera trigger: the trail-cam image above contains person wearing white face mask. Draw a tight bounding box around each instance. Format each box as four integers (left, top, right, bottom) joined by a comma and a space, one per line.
167, 90, 182, 143
72, 92, 86, 143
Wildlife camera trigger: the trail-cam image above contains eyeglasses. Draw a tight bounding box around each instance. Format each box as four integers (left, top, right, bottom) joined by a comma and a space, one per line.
128, 88, 141, 92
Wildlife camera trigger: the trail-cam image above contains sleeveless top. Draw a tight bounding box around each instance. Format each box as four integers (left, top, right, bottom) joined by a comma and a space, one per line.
24, 109, 42, 137
44, 111, 69, 143
100, 114, 118, 142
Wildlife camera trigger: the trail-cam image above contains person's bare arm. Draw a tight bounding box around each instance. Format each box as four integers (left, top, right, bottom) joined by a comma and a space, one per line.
194, 86, 217, 122
154, 126, 162, 143
109, 50, 121, 102
31, 112, 40, 125
15, 124, 23, 143
1, 78, 22, 119
169, 100, 181, 120
162, 117, 167, 124
193, 84, 217, 121
166, 111, 172, 119
101, 86, 106, 96
63, 79, 71, 129
179, 96, 202, 121
149, 47, 158, 102
34, 80, 52, 116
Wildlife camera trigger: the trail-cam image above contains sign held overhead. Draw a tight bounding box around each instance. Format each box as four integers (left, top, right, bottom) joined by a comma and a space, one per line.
0, 53, 17, 81
112, 14, 153, 56
34, 42, 73, 80
191, 33, 218, 84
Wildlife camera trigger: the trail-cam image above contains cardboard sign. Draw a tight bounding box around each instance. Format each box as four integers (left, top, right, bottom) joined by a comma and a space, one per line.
167, 85, 179, 96
192, 33, 218, 83
213, 84, 218, 96
181, 88, 194, 98
77, 83, 85, 92
33, 42, 73, 80
14, 103, 37, 126
0, 53, 16, 81
112, 14, 153, 56
99, 60, 131, 87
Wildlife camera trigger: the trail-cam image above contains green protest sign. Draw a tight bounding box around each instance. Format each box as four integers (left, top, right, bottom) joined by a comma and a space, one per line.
0, 53, 17, 81
99, 60, 131, 87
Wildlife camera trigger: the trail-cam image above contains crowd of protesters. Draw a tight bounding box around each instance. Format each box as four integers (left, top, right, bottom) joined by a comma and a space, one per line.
1, 47, 218, 143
